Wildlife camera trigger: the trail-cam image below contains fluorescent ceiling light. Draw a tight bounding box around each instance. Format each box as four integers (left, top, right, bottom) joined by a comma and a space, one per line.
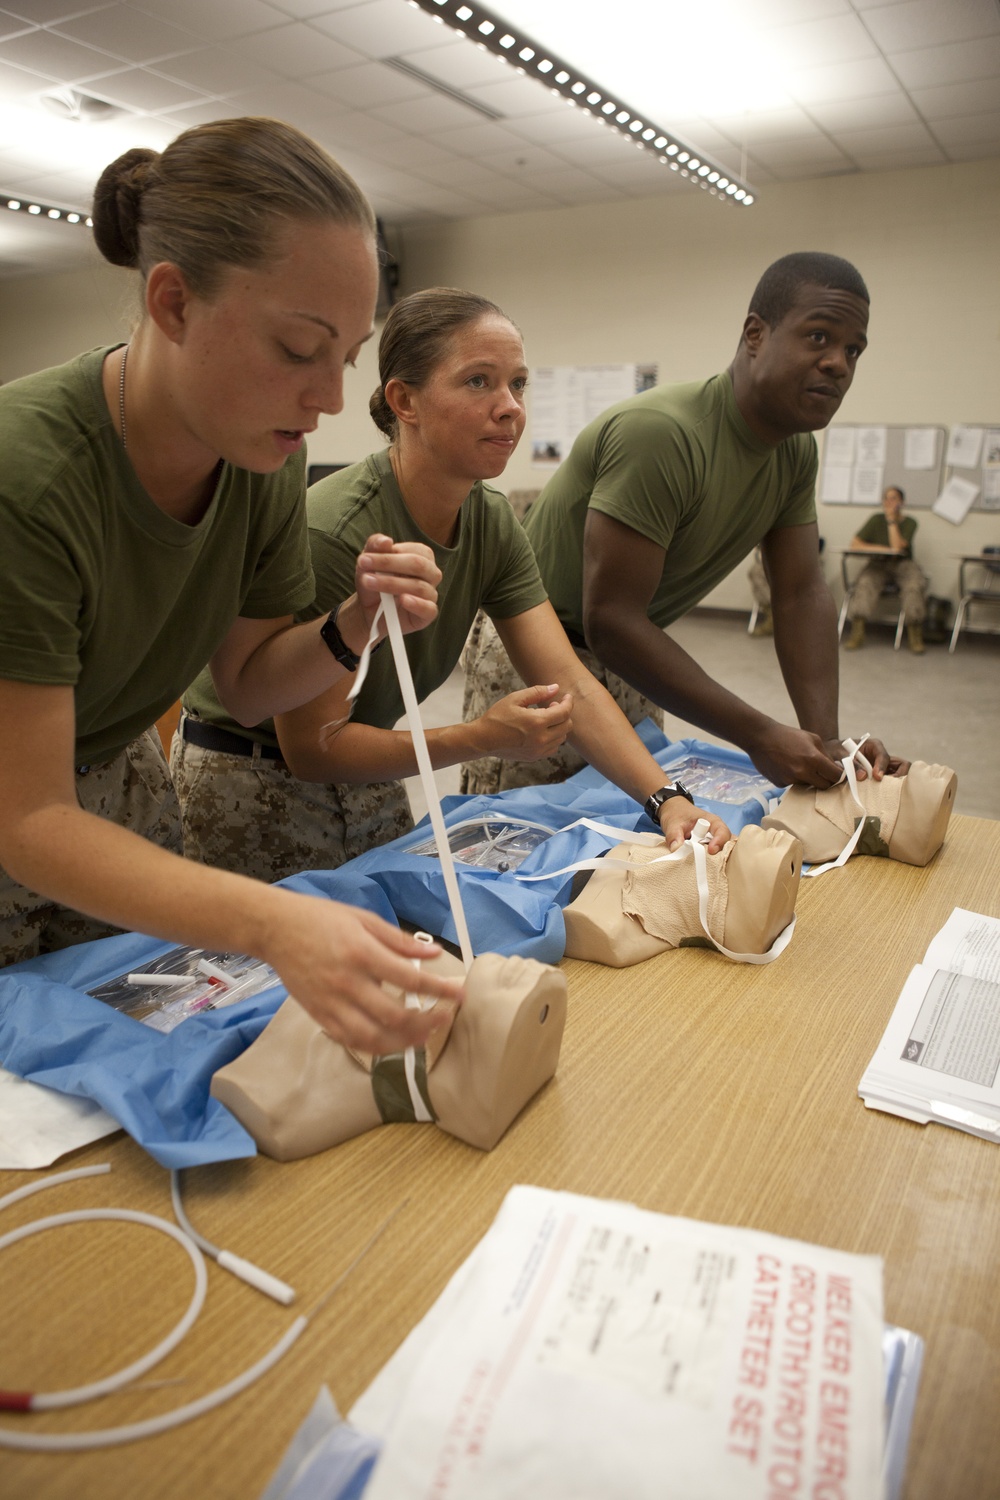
408, 0, 754, 205
0, 102, 173, 195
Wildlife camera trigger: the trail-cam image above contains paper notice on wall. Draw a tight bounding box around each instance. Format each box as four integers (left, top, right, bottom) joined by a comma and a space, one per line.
850, 465, 884, 505
821, 466, 852, 503
946, 426, 984, 469
355, 1185, 885, 1500
530, 364, 656, 467
824, 427, 857, 467
933, 475, 980, 525
983, 430, 1000, 468
981, 470, 1000, 508
903, 428, 939, 471
855, 427, 887, 465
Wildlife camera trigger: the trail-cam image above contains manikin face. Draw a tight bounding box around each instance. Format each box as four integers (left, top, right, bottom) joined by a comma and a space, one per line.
166, 218, 378, 473
400, 314, 528, 484
744, 281, 869, 441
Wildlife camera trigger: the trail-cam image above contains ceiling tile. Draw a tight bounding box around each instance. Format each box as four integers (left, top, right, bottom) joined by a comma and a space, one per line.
53, 5, 194, 63
522, 166, 627, 200
371, 91, 485, 132
833, 119, 939, 155
232, 20, 364, 77
269, 0, 366, 15
928, 109, 1000, 149
748, 136, 853, 169
762, 13, 881, 69
399, 155, 500, 192
548, 127, 642, 166
787, 55, 899, 102
1, 0, 111, 21
155, 97, 250, 126
806, 93, 919, 131
659, 119, 736, 155
463, 177, 553, 210
315, 109, 408, 150
835, 144, 947, 170
909, 77, 1000, 120
310, 59, 428, 107
709, 105, 823, 143
407, 184, 498, 216
0, 26, 122, 78
889, 35, 1000, 90
85, 63, 204, 108
396, 37, 507, 90
0, 11, 33, 41
223, 80, 348, 132
862, 0, 1000, 53
424, 119, 532, 155
500, 106, 609, 146
131, 0, 288, 43
477, 140, 566, 174
362, 132, 457, 170
0, 54, 45, 92
309, 0, 444, 58
459, 71, 567, 118
153, 46, 275, 95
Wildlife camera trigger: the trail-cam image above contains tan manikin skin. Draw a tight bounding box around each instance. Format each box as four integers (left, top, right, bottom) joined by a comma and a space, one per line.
762, 761, 957, 867
211, 951, 567, 1160
562, 824, 803, 968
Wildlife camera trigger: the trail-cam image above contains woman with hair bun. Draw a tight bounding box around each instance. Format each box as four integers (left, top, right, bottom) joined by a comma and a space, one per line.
175, 287, 729, 874
0, 117, 462, 1052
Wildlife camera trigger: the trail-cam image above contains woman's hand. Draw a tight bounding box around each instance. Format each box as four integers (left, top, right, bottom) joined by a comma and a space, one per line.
337, 535, 442, 654
261, 890, 464, 1055
659, 798, 731, 854
473, 683, 573, 762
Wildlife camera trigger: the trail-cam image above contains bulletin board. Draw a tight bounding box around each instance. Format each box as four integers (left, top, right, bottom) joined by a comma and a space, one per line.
818, 424, 945, 511
938, 423, 1000, 518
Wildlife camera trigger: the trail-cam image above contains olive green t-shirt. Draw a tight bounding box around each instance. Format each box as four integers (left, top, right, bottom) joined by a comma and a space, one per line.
523, 372, 818, 635
0, 347, 314, 763
183, 446, 548, 746
855, 513, 917, 558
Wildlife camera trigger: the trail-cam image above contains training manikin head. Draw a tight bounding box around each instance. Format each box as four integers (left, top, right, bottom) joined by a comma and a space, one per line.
563, 824, 803, 968
211, 949, 567, 1159
762, 760, 957, 867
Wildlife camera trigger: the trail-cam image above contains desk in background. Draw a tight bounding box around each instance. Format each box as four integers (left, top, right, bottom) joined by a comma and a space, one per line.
3, 814, 999, 1500
949, 552, 1000, 652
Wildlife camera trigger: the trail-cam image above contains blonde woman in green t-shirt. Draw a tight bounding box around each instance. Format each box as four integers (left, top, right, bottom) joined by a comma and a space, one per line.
173, 288, 729, 877
0, 118, 464, 1054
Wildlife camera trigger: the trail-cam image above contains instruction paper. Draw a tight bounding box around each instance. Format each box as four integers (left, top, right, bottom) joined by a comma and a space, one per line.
945, 425, 984, 469
932, 475, 979, 525
530, 363, 657, 467
903, 428, 938, 471
860, 908, 1000, 1142
354, 1185, 885, 1500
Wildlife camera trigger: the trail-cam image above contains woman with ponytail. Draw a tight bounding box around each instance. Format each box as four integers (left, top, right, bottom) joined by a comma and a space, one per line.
0, 118, 462, 1052
175, 287, 729, 876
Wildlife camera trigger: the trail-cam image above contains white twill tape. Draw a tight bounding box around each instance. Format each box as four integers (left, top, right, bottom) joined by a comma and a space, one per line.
802, 732, 873, 879
379, 594, 474, 969
522, 817, 793, 965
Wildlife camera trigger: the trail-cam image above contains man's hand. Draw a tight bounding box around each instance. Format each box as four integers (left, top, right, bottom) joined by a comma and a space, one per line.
659, 798, 731, 854
473, 684, 574, 762
348, 534, 442, 643
823, 736, 910, 782
262, 892, 464, 1055
746, 722, 845, 789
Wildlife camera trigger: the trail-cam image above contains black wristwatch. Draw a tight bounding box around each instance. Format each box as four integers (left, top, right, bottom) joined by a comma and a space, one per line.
644, 781, 695, 824
319, 605, 361, 672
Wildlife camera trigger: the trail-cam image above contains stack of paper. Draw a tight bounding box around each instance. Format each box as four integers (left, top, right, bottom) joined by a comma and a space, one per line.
860, 908, 1000, 1141
350, 1185, 889, 1500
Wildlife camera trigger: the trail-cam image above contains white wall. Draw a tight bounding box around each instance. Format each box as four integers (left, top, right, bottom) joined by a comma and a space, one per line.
2, 156, 998, 608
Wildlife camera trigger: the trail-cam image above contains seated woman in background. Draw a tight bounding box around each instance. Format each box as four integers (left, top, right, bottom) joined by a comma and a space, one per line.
173, 288, 729, 879
0, 117, 461, 1053
844, 485, 927, 654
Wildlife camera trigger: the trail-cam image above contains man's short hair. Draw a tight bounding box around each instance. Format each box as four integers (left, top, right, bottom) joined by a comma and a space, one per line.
748, 252, 869, 327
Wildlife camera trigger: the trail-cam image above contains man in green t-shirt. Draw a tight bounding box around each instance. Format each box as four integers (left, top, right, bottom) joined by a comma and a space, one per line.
463, 251, 908, 796
844, 486, 927, 654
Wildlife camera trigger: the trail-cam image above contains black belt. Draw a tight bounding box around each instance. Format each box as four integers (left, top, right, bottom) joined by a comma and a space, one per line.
181, 717, 285, 761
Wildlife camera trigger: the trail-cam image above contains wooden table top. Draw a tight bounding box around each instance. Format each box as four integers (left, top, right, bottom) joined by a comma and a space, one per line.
3, 812, 999, 1500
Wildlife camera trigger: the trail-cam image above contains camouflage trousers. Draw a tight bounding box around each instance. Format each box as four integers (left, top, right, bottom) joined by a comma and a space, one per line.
170, 715, 414, 885
847, 558, 927, 624
459, 611, 664, 796
0, 728, 182, 969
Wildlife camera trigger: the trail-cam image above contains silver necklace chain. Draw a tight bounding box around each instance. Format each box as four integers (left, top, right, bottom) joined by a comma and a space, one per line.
118, 343, 128, 450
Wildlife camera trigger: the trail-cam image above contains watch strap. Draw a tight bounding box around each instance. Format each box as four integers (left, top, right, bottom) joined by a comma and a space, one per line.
319, 605, 361, 672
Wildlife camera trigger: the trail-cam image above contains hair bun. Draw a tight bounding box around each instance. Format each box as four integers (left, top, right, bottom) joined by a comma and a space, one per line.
91, 147, 160, 268
369, 384, 396, 440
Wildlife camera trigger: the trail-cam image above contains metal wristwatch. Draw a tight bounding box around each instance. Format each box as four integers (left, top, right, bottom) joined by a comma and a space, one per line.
644, 781, 695, 824
319, 605, 361, 672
